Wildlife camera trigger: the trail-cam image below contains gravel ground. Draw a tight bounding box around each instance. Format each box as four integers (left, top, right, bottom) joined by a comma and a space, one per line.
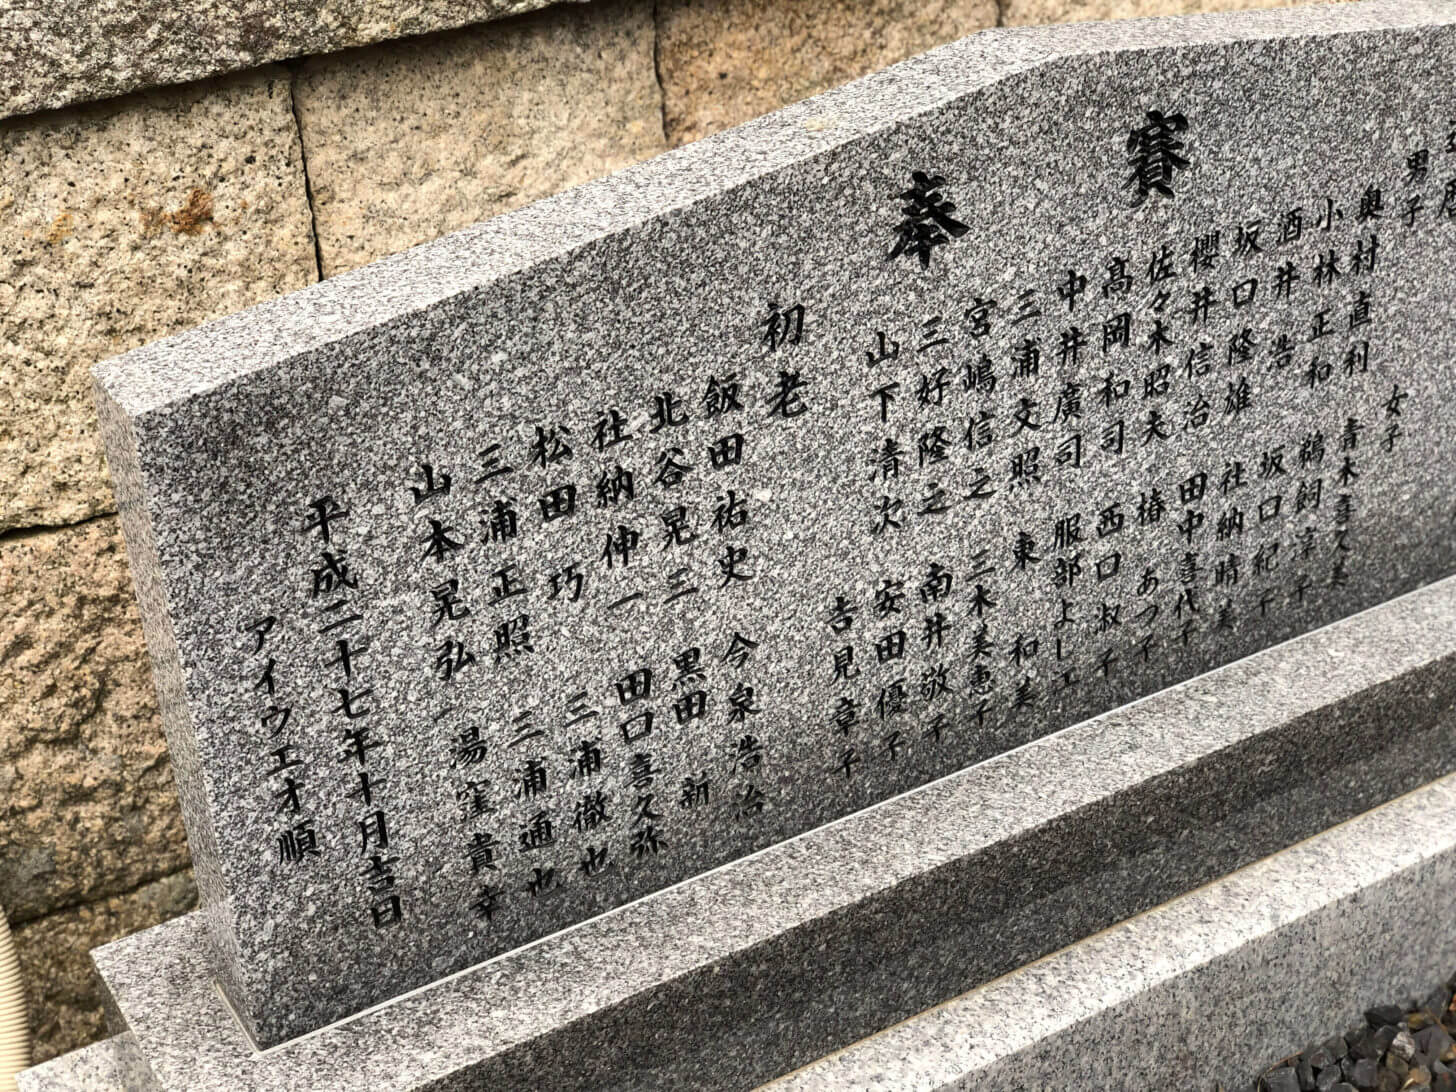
1221, 973, 1456, 1092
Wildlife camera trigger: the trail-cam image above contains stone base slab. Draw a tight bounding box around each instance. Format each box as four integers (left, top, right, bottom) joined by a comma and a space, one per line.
771, 770, 1456, 1091
16, 1032, 156, 1092
48, 574, 1456, 1090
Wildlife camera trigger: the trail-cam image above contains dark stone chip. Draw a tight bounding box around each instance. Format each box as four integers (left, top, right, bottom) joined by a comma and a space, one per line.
1348, 1030, 1381, 1061
1419, 1024, 1456, 1061
1366, 1005, 1406, 1029
1343, 1055, 1378, 1091
1371, 1026, 1399, 1056
1424, 989, 1454, 1018
1236, 975, 1456, 1092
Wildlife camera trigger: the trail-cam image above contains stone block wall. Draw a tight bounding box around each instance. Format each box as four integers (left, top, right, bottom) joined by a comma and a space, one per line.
0, 0, 1343, 1062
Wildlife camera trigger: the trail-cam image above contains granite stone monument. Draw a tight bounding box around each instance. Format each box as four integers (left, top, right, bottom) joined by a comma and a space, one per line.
94, 0, 1456, 1051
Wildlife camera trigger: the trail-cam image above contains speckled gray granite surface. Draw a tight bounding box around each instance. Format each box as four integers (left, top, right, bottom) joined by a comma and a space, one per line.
0, 0, 580, 121
92, 0, 1456, 1046
768, 772, 1456, 1092
78, 574, 1456, 1089
15, 1033, 158, 1092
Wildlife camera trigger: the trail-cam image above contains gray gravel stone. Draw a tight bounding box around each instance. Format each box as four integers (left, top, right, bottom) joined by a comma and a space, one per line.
94, 0, 1456, 1052
1265, 1067, 1303, 1092
1246, 963, 1456, 1092
0, 0, 583, 120
1367, 1005, 1406, 1028
1306, 1045, 1336, 1072
1344, 1055, 1378, 1091
1349, 1031, 1380, 1061
1419, 1025, 1456, 1060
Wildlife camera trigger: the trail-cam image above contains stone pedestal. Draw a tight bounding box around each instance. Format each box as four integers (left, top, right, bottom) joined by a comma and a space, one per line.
21, 574, 1456, 1090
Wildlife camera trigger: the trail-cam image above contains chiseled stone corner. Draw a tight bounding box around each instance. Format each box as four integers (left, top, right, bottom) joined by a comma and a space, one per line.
767, 772, 1456, 1090
90, 0, 1456, 1046
294, 0, 665, 278
0, 67, 317, 532
655, 0, 999, 147
13, 872, 196, 1064
0, 0, 586, 121
1001, 0, 1352, 28
0, 519, 190, 925
17, 1032, 158, 1092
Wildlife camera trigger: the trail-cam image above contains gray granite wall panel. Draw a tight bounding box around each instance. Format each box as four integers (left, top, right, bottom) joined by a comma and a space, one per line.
93, 0, 1456, 1045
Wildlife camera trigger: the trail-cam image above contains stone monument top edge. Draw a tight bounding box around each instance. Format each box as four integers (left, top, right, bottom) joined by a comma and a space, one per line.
89, 0, 1445, 422
90, 0, 1456, 1047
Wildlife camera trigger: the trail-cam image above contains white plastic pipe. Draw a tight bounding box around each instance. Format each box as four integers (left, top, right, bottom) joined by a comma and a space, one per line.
0, 903, 30, 1092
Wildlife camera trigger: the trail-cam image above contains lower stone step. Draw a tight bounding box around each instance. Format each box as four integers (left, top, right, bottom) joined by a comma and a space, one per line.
768, 771, 1456, 1092
20, 575, 1456, 1090
16, 1032, 153, 1092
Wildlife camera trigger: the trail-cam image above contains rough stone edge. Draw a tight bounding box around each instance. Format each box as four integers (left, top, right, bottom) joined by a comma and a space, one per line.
86, 0, 1456, 1052
768, 772, 1456, 1091
89, 385, 246, 1036
0, 0, 586, 122
16, 1032, 158, 1092
84, 574, 1456, 1090
91, 0, 1452, 423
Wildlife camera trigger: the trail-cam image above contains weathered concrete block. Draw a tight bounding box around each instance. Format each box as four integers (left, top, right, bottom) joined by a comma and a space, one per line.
0, 68, 316, 531
13, 873, 195, 1065
657, 0, 998, 146
0, 0, 585, 121
0, 519, 189, 924
295, 0, 665, 277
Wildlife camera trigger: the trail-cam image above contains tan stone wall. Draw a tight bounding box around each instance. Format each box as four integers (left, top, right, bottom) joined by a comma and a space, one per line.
0, 0, 1340, 1063
296, 0, 666, 277
0, 65, 318, 1061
